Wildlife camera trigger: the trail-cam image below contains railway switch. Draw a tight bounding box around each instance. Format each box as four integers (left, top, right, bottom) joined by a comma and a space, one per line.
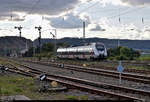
83, 64, 86, 67
51, 81, 58, 87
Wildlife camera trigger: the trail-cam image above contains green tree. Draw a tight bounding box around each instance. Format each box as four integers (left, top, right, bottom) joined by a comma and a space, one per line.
23, 42, 70, 58
57, 42, 70, 48
108, 46, 121, 57
108, 46, 141, 60
42, 43, 54, 53
120, 46, 131, 58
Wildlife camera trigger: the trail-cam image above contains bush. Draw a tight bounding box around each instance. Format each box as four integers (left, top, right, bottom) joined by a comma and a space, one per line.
15, 88, 23, 93
1, 88, 13, 95
108, 46, 140, 60
108, 57, 115, 61
47, 52, 53, 59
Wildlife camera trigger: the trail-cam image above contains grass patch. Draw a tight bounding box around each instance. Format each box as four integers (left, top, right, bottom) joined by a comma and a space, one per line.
0, 74, 36, 97
136, 55, 150, 61
80, 95, 88, 100
66, 95, 88, 100
66, 95, 78, 100
0, 73, 69, 100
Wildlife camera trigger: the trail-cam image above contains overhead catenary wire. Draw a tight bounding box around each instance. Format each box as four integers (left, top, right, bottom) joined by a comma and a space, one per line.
49, 3, 147, 39
23, 0, 41, 19
48, 2, 100, 38
77, 1, 99, 15
76, 1, 146, 21
107, 6, 146, 20
4, 0, 148, 39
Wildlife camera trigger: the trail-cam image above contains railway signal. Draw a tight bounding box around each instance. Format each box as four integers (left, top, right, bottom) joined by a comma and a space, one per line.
14, 25, 23, 37
40, 74, 46, 81
117, 61, 124, 84
35, 26, 42, 61
39, 74, 48, 92
50, 29, 57, 57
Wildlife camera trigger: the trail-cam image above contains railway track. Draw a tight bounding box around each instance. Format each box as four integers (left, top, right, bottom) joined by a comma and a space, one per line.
55, 60, 150, 74
19, 59, 150, 84
5, 62, 148, 101
5, 57, 150, 74
105, 60, 150, 66
27, 58, 150, 73
31, 57, 150, 66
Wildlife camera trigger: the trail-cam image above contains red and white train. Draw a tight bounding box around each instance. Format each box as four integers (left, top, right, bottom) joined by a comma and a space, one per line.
57, 42, 107, 60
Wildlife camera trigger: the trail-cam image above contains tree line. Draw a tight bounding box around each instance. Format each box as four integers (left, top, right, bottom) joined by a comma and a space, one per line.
22, 42, 69, 58
23, 43, 141, 60
107, 46, 140, 60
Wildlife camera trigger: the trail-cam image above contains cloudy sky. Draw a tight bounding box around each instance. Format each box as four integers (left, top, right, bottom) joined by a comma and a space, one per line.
0, 0, 150, 40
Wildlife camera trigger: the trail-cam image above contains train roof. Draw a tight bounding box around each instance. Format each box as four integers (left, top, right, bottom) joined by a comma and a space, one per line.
57, 42, 105, 51
60, 42, 104, 48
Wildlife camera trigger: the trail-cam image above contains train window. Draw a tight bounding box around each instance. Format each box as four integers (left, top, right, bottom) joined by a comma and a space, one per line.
96, 44, 104, 51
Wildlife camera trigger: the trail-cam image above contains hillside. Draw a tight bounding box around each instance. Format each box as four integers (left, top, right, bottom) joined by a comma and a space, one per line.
0, 36, 33, 55
0, 36, 149, 56
34, 37, 150, 50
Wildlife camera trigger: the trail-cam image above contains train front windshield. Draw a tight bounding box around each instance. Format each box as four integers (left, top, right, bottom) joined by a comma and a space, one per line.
96, 44, 104, 51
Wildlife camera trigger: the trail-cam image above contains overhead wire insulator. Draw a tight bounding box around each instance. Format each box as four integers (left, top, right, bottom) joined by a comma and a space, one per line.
119, 17, 121, 23
142, 17, 144, 24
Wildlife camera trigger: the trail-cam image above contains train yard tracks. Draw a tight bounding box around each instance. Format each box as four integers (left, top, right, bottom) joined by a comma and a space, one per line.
0, 57, 150, 101
3, 61, 148, 101
33, 58, 150, 74
20, 59, 150, 84
56, 60, 150, 74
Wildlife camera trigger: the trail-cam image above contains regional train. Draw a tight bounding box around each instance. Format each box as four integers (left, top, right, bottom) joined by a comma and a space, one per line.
57, 42, 107, 60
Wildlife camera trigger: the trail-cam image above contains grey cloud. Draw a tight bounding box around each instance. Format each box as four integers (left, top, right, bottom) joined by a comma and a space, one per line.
9, 18, 25, 21
121, 0, 150, 6
0, 13, 19, 21
126, 28, 142, 33
90, 24, 106, 31
144, 29, 150, 32
48, 13, 91, 29
0, 0, 80, 21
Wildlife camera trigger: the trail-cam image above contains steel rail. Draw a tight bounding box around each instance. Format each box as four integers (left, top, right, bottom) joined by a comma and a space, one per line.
21, 60, 150, 84
6, 62, 148, 101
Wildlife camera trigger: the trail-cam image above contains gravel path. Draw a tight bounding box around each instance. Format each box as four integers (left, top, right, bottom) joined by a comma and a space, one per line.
19, 61, 150, 92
